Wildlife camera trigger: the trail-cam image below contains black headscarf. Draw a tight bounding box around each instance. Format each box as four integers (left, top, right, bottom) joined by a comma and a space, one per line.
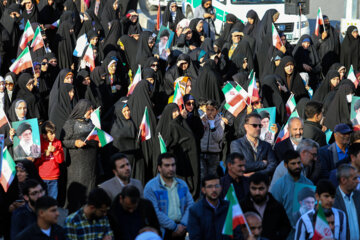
122, 10, 142, 36
324, 81, 355, 130
101, 19, 122, 59
119, 34, 139, 74
232, 72, 250, 91
100, 0, 119, 35
57, 12, 76, 69
135, 31, 155, 70
48, 69, 73, 114
292, 34, 321, 71
8, 99, 29, 122
219, 14, 244, 44
189, 18, 204, 47
312, 70, 340, 102
243, 10, 260, 38
340, 26, 360, 71
162, 1, 184, 31
22, 0, 39, 23
75, 70, 90, 99
16, 73, 40, 119
68, 99, 92, 120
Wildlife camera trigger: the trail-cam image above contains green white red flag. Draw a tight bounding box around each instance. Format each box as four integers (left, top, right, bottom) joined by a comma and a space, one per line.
285, 93, 296, 117
83, 44, 95, 71
90, 107, 101, 129
30, 26, 44, 52
19, 20, 34, 50
158, 133, 167, 154
276, 110, 299, 143
314, 8, 325, 36
0, 147, 16, 192
272, 23, 283, 50
173, 82, 184, 111
222, 82, 247, 117
222, 184, 250, 237
138, 107, 151, 142
50, 19, 60, 29
86, 127, 113, 147
312, 204, 334, 240
9, 47, 33, 74
347, 65, 358, 88
127, 65, 141, 96
247, 70, 260, 104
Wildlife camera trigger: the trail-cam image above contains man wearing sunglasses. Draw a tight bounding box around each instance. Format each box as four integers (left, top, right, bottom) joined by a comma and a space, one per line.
230, 113, 277, 177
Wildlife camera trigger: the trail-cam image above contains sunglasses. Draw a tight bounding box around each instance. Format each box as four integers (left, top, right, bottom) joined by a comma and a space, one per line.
251, 101, 260, 105
41, 62, 48, 65
186, 101, 195, 106
151, 64, 159, 68
248, 123, 262, 128
5, 82, 14, 86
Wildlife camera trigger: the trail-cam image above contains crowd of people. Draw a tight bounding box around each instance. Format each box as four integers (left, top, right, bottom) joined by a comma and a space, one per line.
0, 0, 360, 239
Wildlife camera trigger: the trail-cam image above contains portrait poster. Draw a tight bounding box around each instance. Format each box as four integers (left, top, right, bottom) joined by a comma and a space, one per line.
292, 182, 316, 224
350, 96, 360, 130
254, 107, 276, 144
12, 118, 41, 161
156, 25, 175, 60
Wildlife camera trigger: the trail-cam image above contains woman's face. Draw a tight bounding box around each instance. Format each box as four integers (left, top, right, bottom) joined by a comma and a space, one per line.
302, 41, 310, 49
16, 167, 27, 183
41, 60, 48, 72
151, 61, 159, 72
122, 106, 131, 120
180, 62, 189, 71
5, 81, 14, 91
146, 77, 155, 85
172, 109, 180, 119
108, 62, 116, 75
185, 100, 194, 112
203, 0, 211, 8
284, 63, 294, 75
68, 88, 75, 100
64, 74, 73, 84
330, 76, 340, 88
272, 12, 279, 23
48, 0, 53, 5
185, 80, 192, 94
84, 107, 93, 119
82, 76, 91, 86
26, 79, 34, 91
196, 21, 203, 33
275, 59, 281, 67
170, 3, 177, 12
15, 102, 27, 118
352, 30, 359, 39
247, 18, 254, 25
90, 37, 98, 46
0, 82, 5, 92
339, 68, 346, 79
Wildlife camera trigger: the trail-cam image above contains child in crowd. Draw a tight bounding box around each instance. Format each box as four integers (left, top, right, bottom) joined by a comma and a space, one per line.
35, 121, 64, 199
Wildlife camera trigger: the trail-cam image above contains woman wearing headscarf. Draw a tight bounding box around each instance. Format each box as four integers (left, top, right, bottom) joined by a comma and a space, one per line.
261, 74, 287, 125
110, 99, 142, 180
183, 94, 204, 147
262, 49, 283, 78
188, 18, 205, 47
48, 69, 74, 114
162, 1, 184, 32
341, 26, 360, 72
100, 0, 120, 35
102, 57, 124, 107
135, 31, 156, 71
324, 81, 355, 130
21, 0, 39, 23
63, 0, 81, 35
156, 103, 200, 198
78, 9, 103, 38
16, 73, 41, 120
56, 12, 76, 69
0, 77, 10, 114
194, 0, 215, 40
292, 35, 321, 89
62, 99, 97, 211
44, 52, 60, 82
121, 9, 142, 36
218, 13, 244, 44
101, 20, 122, 60
275, 56, 309, 102
85, 66, 107, 109
329, 63, 346, 80
312, 70, 340, 103
119, 34, 139, 76
243, 10, 260, 38
164, 54, 198, 97
4, 72, 16, 102
75, 70, 90, 99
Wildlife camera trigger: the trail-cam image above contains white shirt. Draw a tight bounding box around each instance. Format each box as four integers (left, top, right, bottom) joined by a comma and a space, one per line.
41, 227, 51, 237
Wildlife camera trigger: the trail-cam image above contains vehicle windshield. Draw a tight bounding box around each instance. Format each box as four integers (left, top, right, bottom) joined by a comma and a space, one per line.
231, 0, 284, 4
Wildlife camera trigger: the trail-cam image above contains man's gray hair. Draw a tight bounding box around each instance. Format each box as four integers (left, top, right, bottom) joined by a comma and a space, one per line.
288, 117, 304, 129
297, 139, 320, 154
336, 164, 357, 182
244, 211, 262, 221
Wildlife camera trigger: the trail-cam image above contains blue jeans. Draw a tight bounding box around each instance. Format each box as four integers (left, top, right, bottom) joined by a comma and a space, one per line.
44, 180, 58, 200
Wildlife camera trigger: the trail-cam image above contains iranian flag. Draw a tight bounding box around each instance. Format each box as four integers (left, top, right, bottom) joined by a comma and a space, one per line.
272, 23, 283, 51
276, 110, 299, 143
83, 44, 95, 71
138, 107, 151, 142
285, 93, 296, 117
90, 107, 101, 129
247, 70, 260, 104
347, 65, 359, 88
50, 19, 60, 29
30, 26, 44, 52
222, 184, 249, 237
0, 109, 10, 128
173, 82, 184, 111
86, 127, 113, 147
19, 20, 34, 50
222, 82, 247, 117
127, 65, 141, 96
314, 7, 325, 36
9, 47, 33, 74
0, 147, 16, 192
312, 204, 334, 240
158, 133, 167, 154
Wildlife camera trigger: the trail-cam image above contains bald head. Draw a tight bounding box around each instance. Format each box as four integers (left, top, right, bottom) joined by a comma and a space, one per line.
245, 212, 262, 238
288, 117, 303, 144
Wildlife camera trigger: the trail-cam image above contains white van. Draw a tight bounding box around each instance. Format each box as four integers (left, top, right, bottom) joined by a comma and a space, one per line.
182, 0, 310, 45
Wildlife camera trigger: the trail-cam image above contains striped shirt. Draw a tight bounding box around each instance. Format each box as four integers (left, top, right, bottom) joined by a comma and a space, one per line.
65, 207, 113, 240
294, 208, 347, 240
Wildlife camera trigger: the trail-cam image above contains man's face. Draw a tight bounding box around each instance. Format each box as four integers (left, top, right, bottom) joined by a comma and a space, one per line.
326, 215, 335, 233
227, 158, 246, 178
342, 169, 359, 193
334, 132, 351, 146
289, 119, 303, 143
300, 147, 318, 166
299, 196, 315, 211
202, 179, 221, 202
41, 206, 59, 225
316, 192, 334, 209
285, 158, 302, 178
25, 184, 45, 206
351, 152, 360, 169
261, 117, 269, 130
19, 129, 33, 144
244, 117, 261, 139
249, 182, 268, 204
158, 158, 176, 179
113, 158, 131, 180
247, 216, 262, 238
120, 196, 138, 213
92, 204, 109, 219
160, 36, 168, 45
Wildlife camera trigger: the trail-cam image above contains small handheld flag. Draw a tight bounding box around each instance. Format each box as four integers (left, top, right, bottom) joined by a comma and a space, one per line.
158, 133, 167, 153
30, 26, 45, 52
314, 7, 325, 37
9, 47, 33, 74
85, 127, 113, 147
19, 20, 34, 50
272, 23, 283, 51
138, 107, 151, 142
127, 65, 142, 96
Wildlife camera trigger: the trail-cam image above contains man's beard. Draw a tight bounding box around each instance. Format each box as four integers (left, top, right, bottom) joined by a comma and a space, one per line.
290, 136, 303, 144
251, 194, 266, 204
288, 167, 301, 178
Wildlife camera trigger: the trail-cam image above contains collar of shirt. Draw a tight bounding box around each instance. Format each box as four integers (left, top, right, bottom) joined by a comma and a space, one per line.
160, 175, 177, 189
246, 136, 259, 152
206, 198, 220, 210
290, 138, 298, 150
339, 186, 353, 200
335, 143, 348, 155
117, 177, 132, 187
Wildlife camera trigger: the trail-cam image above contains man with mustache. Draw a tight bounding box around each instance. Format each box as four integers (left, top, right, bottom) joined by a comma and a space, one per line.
240, 172, 291, 240
270, 150, 314, 239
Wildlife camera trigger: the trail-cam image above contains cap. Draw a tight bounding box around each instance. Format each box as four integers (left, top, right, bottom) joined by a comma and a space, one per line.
297, 187, 315, 202
17, 122, 32, 136
334, 123, 353, 134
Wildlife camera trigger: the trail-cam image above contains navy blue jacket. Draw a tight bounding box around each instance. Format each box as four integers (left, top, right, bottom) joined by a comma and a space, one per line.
273, 138, 294, 164
15, 223, 66, 240
319, 143, 349, 179
230, 136, 277, 176
188, 198, 243, 240
11, 203, 36, 240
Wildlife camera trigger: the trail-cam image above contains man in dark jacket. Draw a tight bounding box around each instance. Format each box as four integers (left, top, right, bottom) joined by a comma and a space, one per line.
303, 101, 327, 147
109, 185, 160, 240
240, 173, 291, 240
15, 196, 66, 240
230, 113, 277, 176
188, 175, 243, 240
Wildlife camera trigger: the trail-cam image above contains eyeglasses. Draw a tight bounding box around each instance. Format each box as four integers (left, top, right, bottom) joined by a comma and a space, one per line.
205, 184, 221, 189
41, 62, 48, 65
251, 101, 260, 105
186, 101, 195, 106
306, 151, 318, 158
29, 189, 45, 196
248, 123, 262, 128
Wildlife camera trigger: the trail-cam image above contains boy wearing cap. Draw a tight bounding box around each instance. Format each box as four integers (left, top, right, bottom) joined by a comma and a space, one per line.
14, 122, 41, 161
319, 123, 352, 179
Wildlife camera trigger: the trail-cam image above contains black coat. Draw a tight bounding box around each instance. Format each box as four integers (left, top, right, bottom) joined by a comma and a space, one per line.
303, 120, 327, 147
220, 174, 249, 202
15, 223, 65, 240
273, 138, 294, 164
240, 193, 291, 240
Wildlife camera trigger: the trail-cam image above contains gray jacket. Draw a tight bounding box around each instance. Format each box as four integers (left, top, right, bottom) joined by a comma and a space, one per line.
200, 114, 224, 153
